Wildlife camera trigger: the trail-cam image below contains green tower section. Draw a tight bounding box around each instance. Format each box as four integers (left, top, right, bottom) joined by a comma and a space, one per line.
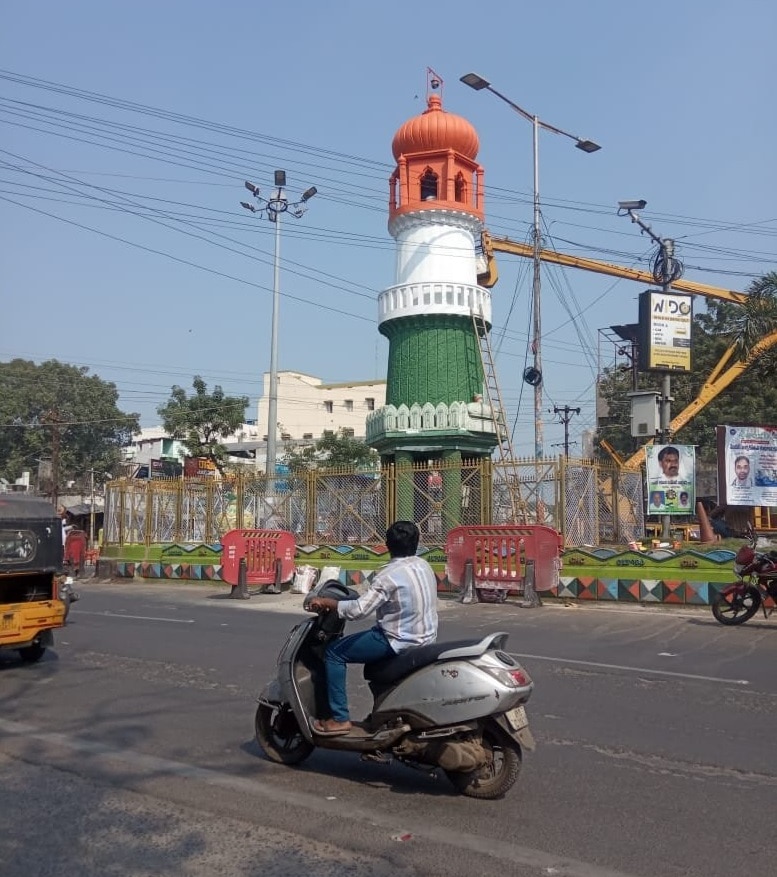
380, 314, 483, 407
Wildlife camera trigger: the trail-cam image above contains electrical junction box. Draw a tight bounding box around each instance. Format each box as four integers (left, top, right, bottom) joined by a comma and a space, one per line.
627, 391, 660, 438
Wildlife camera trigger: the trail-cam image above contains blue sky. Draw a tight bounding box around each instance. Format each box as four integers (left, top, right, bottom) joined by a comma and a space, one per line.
2, 0, 775, 456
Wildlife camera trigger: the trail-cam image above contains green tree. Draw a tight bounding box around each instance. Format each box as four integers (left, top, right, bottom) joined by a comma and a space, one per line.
596, 273, 777, 463
0, 358, 139, 492
283, 428, 378, 472
157, 376, 248, 474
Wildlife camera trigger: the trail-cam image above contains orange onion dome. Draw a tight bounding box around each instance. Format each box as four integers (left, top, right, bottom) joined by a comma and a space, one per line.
392, 94, 479, 161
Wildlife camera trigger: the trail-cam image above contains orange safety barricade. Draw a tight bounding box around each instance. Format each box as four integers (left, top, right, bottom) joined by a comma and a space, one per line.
445, 525, 563, 602
221, 529, 296, 594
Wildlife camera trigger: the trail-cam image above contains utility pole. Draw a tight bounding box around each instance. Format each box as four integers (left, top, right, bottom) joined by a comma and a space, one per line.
90, 467, 96, 546
618, 201, 684, 540
42, 410, 62, 511
553, 405, 581, 458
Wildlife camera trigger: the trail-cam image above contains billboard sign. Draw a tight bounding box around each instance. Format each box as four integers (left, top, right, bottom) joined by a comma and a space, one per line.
645, 443, 695, 515
638, 290, 692, 372
183, 456, 217, 478
718, 425, 777, 506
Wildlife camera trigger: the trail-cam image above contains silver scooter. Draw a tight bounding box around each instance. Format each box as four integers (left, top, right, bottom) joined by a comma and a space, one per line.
255, 578, 535, 799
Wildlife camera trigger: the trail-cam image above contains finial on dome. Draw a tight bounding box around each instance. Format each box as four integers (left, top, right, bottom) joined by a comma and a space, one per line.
427, 66, 444, 100
425, 94, 443, 113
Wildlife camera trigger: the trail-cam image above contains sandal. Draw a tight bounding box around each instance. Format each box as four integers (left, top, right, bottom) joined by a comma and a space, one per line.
311, 719, 352, 737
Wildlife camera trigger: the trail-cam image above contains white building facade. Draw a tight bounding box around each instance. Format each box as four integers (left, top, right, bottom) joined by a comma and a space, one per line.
256, 371, 386, 442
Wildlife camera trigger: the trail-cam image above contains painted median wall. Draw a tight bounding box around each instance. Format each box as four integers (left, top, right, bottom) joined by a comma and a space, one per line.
97, 542, 766, 608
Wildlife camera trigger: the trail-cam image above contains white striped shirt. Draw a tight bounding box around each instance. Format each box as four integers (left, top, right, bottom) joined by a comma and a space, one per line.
336, 555, 438, 653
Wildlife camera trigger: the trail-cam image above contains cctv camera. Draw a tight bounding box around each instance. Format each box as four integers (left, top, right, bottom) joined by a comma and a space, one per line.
618, 199, 647, 211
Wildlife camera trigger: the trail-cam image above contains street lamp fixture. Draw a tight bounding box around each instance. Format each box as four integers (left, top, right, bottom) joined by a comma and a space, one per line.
460, 72, 601, 463
240, 171, 317, 484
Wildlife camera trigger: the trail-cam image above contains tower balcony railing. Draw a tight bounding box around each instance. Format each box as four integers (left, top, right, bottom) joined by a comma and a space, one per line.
366, 401, 496, 443
378, 281, 491, 325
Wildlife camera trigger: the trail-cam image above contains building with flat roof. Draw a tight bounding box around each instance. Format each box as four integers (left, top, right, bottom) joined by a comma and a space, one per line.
256, 370, 386, 443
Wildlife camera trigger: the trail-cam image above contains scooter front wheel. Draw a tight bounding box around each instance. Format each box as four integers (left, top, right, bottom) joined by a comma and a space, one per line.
255, 702, 314, 765
445, 727, 521, 800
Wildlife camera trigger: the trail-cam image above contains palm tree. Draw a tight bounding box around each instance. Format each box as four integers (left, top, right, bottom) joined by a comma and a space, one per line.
731, 271, 777, 361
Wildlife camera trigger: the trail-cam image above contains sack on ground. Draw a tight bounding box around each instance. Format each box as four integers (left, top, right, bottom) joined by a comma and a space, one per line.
318, 565, 341, 585
290, 565, 317, 595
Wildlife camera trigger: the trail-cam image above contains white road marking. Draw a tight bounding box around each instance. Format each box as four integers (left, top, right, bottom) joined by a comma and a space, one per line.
0, 717, 640, 877
77, 611, 194, 624
510, 652, 750, 685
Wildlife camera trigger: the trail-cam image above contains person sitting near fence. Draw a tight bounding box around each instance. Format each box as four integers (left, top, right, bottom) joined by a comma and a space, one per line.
709, 503, 754, 539
307, 520, 438, 736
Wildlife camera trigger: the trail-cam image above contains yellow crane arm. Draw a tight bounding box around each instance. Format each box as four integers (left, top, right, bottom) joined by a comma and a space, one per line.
479, 231, 747, 305
620, 331, 777, 469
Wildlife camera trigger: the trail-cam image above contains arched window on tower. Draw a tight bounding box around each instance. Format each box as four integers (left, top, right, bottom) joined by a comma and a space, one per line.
454, 172, 467, 203
420, 168, 438, 201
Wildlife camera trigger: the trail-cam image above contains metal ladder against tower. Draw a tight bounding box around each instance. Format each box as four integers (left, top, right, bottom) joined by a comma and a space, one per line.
471, 309, 528, 523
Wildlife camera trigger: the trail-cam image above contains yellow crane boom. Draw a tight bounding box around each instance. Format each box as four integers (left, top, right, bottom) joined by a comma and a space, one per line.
478, 231, 748, 305
477, 230, 763, 468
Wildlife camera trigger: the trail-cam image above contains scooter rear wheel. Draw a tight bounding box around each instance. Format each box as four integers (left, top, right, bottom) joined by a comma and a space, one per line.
445, 728, 521, 800
255, 702, 314, 765
711, 585, 761, 626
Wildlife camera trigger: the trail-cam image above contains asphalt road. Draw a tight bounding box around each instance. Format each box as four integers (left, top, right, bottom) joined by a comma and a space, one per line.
1, 581, 776, 877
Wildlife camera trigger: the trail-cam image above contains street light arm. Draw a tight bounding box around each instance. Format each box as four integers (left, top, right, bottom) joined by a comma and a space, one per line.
535, 117, 585, 143
474, 81, 599, 150
482, 84, 535, 124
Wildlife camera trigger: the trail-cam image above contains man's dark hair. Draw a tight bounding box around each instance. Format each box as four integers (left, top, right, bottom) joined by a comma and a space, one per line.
386, 520, 420, 557
658, 446, 679, 462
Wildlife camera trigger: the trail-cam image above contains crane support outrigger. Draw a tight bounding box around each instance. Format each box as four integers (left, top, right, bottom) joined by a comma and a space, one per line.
476, 230, 769, 469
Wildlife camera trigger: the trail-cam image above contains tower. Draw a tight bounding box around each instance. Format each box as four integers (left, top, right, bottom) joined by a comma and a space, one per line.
366, 81, 498, 528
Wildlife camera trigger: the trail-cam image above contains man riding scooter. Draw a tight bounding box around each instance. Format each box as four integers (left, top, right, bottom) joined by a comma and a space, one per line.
308, 520, 438, 736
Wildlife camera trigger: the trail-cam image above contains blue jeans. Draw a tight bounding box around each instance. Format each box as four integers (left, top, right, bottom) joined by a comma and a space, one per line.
324, 626, 395, 722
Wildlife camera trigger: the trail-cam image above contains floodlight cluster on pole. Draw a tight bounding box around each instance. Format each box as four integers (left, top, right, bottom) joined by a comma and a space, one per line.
240, 172, 317, 483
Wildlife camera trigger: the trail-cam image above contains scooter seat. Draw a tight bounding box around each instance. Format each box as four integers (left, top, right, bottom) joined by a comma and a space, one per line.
364, 638, 484, 686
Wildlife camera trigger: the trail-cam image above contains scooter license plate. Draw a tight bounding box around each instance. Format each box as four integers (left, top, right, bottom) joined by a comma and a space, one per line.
505, 705, 528, 731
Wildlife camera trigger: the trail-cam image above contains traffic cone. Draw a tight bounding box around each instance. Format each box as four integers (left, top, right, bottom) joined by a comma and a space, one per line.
696, 502, 716, 543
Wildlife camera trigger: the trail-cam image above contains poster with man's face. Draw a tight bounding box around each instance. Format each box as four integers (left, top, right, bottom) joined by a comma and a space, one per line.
721, 425, 777, 506
645, 444, 695, 515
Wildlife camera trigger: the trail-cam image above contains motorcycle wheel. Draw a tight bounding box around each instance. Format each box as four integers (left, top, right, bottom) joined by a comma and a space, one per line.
445, 728, 521, 800
255, 702, 314, 765
711, 585, 761, 626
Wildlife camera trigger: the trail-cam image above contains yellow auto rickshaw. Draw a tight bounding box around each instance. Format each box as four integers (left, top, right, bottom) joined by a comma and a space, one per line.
0, 494, 66, 663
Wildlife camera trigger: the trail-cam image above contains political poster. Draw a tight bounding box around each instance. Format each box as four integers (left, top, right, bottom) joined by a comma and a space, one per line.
720, 425, 777, 506
645, 444, 695, 515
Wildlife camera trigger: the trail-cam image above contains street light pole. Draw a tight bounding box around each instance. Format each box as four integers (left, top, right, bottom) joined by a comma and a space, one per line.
531, 115, 543, 460
241, 172, 317, 484
267, 209, 282, 485
460, 73, 600, 462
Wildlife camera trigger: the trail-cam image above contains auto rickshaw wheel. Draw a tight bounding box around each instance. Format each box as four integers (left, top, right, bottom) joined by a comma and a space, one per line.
18, 642, 46, 663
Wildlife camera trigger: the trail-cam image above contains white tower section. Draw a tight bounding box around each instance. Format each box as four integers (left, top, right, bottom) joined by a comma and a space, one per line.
378, 208, 491, 327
